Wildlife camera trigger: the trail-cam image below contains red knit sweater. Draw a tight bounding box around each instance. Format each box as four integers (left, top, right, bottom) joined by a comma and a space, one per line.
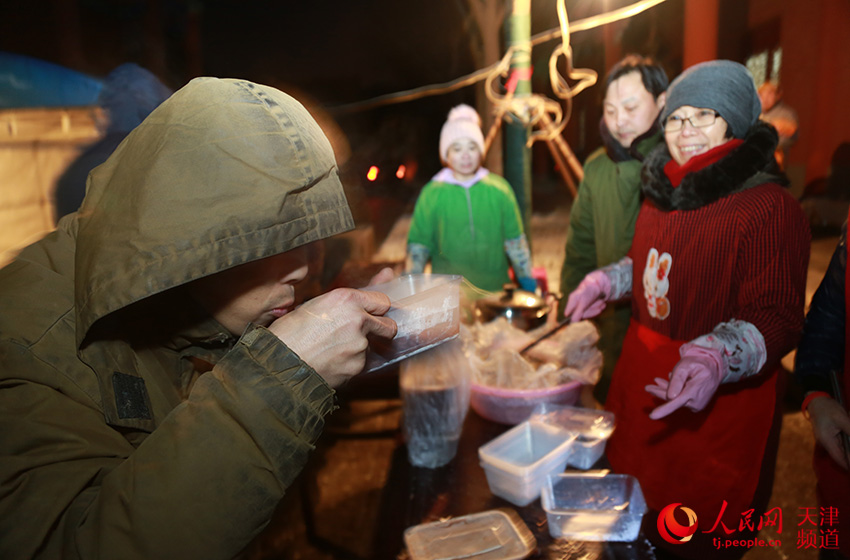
629, 173, 809, 373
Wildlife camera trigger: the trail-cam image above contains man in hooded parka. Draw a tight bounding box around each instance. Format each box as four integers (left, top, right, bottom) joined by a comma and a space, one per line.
0, 78, 397, 559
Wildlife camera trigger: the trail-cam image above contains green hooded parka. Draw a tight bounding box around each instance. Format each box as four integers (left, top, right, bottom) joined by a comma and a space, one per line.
0, 78, 354, 560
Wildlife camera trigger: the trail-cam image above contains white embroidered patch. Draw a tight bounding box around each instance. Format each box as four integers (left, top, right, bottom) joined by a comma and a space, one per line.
643, 248, 672, 320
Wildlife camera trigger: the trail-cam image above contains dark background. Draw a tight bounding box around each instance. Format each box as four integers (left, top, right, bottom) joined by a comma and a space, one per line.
0, 0, 683, 236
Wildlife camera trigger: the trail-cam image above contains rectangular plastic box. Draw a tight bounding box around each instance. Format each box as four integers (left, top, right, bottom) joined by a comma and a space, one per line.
404, 509, 536, 560
541, 472, 647, 542
530, 404, 616, 470
478, 420, 576, 507
362, 274, 461, 372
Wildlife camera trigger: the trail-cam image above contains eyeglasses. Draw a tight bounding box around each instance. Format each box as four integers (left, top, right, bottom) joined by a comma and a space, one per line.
663, 110, 720, 132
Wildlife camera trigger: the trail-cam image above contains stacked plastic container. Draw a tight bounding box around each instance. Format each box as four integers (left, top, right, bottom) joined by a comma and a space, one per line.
478, 420, 577, 507
478, 403, 646, 541
478, 404, 616, 508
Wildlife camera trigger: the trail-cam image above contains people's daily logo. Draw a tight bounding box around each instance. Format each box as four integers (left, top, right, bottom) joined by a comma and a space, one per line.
658, 503, 699, 544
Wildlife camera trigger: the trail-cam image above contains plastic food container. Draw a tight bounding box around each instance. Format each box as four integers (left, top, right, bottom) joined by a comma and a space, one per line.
362, 274, 462, 372
530, 404, 616, 470
478, 420, 577, 507
541, 472, 646, 542
470, 380, 581, 425
404, 509, 536, 560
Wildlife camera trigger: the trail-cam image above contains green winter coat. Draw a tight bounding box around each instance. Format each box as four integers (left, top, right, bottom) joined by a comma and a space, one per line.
0, 78, 354, 560
559, 128, 663, 402
407, 172, 525, 292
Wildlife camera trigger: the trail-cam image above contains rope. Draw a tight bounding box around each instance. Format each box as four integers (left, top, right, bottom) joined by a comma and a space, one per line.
328, 0, 667, 115
479, 0, 596, 150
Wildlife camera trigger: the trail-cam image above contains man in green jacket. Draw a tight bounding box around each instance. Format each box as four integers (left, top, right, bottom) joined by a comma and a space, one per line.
0, 78, 397, 559
559, 55, 668, 403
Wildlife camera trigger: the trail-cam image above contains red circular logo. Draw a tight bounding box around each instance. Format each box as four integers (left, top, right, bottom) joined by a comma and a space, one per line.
657, 503, 699, 544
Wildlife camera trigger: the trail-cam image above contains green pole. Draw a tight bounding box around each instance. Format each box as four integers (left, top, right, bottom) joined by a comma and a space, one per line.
504, 0, 533, 244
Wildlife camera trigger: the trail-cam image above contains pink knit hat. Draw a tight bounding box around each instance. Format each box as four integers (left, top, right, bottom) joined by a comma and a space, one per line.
439, 104, 486, 162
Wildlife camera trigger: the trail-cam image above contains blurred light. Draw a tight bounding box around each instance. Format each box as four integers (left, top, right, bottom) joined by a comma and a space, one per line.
367, 165, 379, 181
396, 164, 406, 179
402, 160, 419, 182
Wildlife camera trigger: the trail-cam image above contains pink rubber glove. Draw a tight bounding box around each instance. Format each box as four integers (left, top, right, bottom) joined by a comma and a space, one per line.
563, 270, 611, 323
645, 345, 724, 420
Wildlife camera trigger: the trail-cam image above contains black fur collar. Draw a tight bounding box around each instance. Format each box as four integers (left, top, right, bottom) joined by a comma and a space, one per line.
641, 121, 787, 211
600, 118, 662, 163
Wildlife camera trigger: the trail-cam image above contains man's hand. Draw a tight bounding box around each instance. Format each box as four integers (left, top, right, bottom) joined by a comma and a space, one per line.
808, 396, 850, 470
367, 266, 395, 287
268, 288, 397, 387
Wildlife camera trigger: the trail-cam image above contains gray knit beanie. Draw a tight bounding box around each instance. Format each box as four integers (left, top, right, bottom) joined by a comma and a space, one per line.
660, 60, 761, 139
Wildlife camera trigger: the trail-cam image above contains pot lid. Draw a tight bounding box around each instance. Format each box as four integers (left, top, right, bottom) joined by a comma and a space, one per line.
477, 283, 547, 312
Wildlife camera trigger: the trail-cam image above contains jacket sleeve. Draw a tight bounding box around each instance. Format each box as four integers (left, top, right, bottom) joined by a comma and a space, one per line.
497, 177, 525, 240
0, 325, 334, 560
794, 223, 847, 394
407, 184, 436, 253
733, 190, 811, 375
559, 173, 597, 307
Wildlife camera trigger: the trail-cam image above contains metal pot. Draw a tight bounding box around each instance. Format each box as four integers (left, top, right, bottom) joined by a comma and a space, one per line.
474, 283, 549, 331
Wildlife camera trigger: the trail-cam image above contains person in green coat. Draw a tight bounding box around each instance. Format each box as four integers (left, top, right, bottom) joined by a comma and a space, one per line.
0, 78, 398, 560
407, 104, 536, 294
559, 55, 668, 403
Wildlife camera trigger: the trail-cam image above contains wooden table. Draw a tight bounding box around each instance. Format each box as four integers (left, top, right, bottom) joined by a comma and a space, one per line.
366, 405, 659, 559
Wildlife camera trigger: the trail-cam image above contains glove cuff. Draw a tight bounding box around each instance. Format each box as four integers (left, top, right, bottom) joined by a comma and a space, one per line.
406, 243, 430, 274
682, 319, 767, 384
505, 234, 534, 279
517, 276, 538, 293
599, 256, 633, 301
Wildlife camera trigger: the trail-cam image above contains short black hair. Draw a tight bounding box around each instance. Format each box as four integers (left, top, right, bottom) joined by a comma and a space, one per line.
605, 54, 669, 100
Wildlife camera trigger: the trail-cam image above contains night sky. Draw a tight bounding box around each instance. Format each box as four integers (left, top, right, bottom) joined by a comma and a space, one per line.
0, 0, 677, 211
1, 1, 478, 113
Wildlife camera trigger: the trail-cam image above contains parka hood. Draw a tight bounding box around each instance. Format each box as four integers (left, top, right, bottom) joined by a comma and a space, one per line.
73, 78, 354, 346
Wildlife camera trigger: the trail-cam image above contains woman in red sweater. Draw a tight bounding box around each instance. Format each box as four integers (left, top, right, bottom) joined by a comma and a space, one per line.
564, 60, 810, 558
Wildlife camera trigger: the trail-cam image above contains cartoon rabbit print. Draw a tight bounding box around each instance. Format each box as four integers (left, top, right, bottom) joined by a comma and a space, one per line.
643, 248, 672, 320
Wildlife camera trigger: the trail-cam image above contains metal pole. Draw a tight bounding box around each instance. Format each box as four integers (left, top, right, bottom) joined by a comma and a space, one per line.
503, 0, 533, 243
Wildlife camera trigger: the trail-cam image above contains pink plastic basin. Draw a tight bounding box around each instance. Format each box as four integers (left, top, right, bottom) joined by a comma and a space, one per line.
470, 381, 581, 425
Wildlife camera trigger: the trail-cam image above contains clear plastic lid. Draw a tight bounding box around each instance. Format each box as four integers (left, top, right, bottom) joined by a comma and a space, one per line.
530, 403, 615, 441
404, 509, 536, 560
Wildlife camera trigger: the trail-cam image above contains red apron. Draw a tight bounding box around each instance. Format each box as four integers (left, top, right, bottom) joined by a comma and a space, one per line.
606, 320, 779, 534
811, 220, 850, 557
